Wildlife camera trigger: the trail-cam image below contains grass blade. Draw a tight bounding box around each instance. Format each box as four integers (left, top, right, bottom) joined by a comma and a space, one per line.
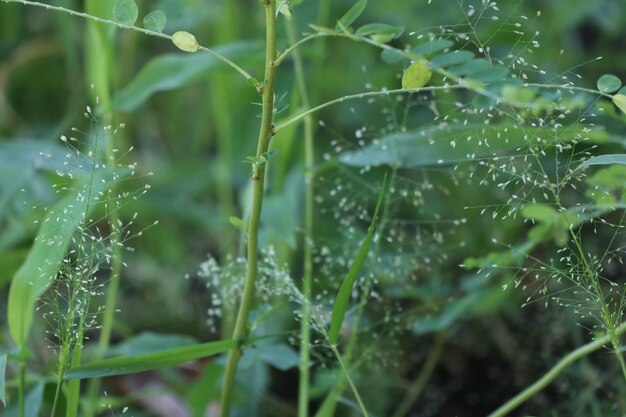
327, 175, 387, 345
64, 339, 237, 380
7, 174, 108, 348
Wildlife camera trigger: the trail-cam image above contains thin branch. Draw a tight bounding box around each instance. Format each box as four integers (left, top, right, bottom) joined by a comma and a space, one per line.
1, 0, 256, 83
487, 320, 626, 417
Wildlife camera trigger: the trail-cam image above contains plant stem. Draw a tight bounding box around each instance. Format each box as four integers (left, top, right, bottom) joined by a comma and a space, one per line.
18, 360, 25, 417
50, 368, 64, 417
330, 345, 369, 417
82, 2, 119, 414
219, 1, 277, 416
391, 332, 445, 417
1, 0, 256, 84
487, 320, 626, 417
284, 16, 314, 417
274, 85, 466, 133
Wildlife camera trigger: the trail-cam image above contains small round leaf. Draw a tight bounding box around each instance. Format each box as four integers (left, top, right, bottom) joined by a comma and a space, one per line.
597, 74, 622, 93
402, 62, 432, 89
172, 31, 199, 53
143, 10, 166, 33
113, 0, 138, 26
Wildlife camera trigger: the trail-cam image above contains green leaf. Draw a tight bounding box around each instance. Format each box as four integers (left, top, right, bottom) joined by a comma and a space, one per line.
412, 39, 454, 56
0, 354, 5, 406
521, 204, 557, 222
4, 383, 44, 417
114, 41, 261, 111
335, 0, 367, 31
401, 62, 432, 89
229, 216, 248, 233
172, 31, 199, 52
576, 154, 626, 171
143, 10, 166, 33
112, 0, 138, 25
106, 332, 197, 356
448, 58, 491, 76
339, 124, 608, 168
613, 94, 626, 115
380, 48, 406, 64
430, 50, 475, 67
356, 23, 404, 43
65, 339, 237, 380
327, 175, 386, 345
240, 343, 300, 371
8, 172, 110, 347
597, 74, 622, 93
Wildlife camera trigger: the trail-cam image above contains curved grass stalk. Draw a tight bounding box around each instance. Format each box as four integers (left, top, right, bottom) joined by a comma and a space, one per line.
219, 1, 277, 416
0, 0, 256, 83
330, 345, 369, 417
488, 320, 626, 417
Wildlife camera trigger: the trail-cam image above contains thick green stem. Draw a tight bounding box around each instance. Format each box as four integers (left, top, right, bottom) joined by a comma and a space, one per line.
219, 2, 277, 416
488, 320, 626, 417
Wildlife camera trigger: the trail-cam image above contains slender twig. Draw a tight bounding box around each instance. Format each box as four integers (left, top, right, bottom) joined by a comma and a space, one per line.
1, 0, 256, 83
219, 1, 277, 416
274, 85, 466, 133
487, 320, 626, 417
330, 345, 370, 417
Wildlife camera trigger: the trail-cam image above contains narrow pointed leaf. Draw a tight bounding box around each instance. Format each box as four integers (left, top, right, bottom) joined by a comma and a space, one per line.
8, 173, 110, 347
327, 176, 387, 345
335, 0, 367, 31
575, 154, 626, 171
65, 339, 237, 380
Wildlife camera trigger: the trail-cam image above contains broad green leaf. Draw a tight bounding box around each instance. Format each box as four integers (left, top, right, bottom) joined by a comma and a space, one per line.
106, 332, 197, 356
8, 173, 109, 347
340, 124, 608, 168
4, 383, 44, 417
448, 58, 491, 76
335, 0, 367, 31
0, 354, 5, 406
380, 48, 406, 64
597, 74, 622, 93
521, 204, 557, 222
401, 62, 432, 89
143, 10, 166, 32
327, 176, 386, 345
239, 342, 300, 371
65, 339, 237, 380
114, 41, 261, 111
112, 0, 138, 25
576, 154, 626, 171
430, 50, 475, 67
613, 94, 626, 115
172, 31, 199, 52
412, 39, 454, 56
356, 23, 404, 43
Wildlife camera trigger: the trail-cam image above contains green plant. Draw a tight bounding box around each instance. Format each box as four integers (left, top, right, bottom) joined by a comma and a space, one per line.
3, 0, 626, 416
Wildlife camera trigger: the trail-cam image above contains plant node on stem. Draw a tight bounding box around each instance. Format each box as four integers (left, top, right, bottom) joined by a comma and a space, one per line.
219, 1, 277, 416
